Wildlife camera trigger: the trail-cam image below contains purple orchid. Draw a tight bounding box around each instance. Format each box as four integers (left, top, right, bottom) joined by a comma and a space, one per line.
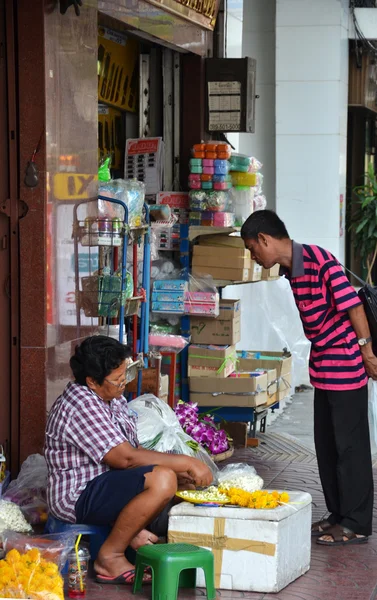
175, 401, 229, 455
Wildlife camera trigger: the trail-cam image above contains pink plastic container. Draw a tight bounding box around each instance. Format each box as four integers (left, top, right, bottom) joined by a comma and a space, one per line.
188, 173, 201, 182
203, 166, 215, 175
214, 181, 227, 190
202, 159, 214, 167
188, 180, 201, 189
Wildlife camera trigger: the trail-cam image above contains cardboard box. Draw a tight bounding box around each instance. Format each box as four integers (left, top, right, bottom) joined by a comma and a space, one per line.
168, 491, 312, 592
237, 351, 292, 401
277, 372, 292, 401
237, 351, 292, 377
248, 261, 263, 281
254, 368, 278, 398
188, 344, 236, 379
198, 234, 246, 249
189, 372, 268, 407
193, 245, 261, 282
262, 264, 280, 280
191, 313, 241, 345
193, 254, 251, 270
152, 291, 185, 302
192, 265, 251, 282
184, 302, 219, 317
194, 244, 251, 264
218, 299, 241, 319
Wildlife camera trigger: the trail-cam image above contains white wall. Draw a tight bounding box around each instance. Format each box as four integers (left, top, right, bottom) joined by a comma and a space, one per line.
275, 0, 350, 262
239, 0, 276, 209
225, 0, 244, 152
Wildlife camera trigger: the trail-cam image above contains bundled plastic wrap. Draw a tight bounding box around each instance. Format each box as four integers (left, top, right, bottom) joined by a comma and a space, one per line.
99, 179, 145, 227
189, 190, 232, 213
254, 194, 267, 211
230, 186, 254, 226
248, 157, 263, 173
131, 395, 218, 481
229, 153, 251, 173
148, 333, 189, 354
4, 454, 48, 525
0, 531, 75, 600
218, 463, 264, 492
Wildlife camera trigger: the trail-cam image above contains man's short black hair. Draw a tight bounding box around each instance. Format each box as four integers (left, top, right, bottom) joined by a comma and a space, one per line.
241, 210, 290, 241
70, 335, 132, 386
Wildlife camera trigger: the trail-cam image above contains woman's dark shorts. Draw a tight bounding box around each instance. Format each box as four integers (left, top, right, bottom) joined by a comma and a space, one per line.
75, 466, 171, 537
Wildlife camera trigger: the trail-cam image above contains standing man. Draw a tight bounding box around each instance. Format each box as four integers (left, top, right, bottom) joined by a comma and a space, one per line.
241, 210, 376, 546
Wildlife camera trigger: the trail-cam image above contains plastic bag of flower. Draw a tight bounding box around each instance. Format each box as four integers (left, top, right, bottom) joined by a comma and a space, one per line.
3, 454, 48, 525
0, 500, 32, 537
218, 463, 264, 493
0, 531, 75, 600
131, 394, 219, 481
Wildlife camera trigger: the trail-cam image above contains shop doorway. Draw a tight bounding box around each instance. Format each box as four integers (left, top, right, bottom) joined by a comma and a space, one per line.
0, 0, 11, 461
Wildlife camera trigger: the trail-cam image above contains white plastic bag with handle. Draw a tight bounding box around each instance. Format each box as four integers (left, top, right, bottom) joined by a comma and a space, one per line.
368, 381, 377, 453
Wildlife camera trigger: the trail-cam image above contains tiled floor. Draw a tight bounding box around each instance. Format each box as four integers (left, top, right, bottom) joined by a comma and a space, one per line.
70, 450, 377, 600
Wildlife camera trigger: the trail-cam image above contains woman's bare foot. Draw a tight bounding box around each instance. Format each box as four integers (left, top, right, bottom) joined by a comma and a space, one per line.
130, 529, 158, 550
94, 552, 134, 578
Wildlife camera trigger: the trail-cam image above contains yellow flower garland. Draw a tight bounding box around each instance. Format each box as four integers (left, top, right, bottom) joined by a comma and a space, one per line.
219, 487, 290, 509
0, 547, 64, 600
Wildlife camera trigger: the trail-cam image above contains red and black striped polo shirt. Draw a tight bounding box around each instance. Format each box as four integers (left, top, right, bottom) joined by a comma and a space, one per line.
284, 242, 368, 391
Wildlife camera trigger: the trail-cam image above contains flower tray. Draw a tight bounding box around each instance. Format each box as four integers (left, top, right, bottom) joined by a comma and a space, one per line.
211, 445, 234, 463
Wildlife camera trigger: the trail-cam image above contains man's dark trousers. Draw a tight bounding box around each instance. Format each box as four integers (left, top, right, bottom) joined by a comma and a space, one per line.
314, 384, 374, 536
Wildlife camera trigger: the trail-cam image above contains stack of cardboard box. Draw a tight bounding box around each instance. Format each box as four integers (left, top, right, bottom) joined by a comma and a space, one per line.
189, 299, 268, 408
189, 299, 293, 408
192, 235, 262, 283
237, 351, 292, 405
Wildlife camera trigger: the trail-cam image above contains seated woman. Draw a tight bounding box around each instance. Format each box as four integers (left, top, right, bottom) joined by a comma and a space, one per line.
45, 335, 212, 585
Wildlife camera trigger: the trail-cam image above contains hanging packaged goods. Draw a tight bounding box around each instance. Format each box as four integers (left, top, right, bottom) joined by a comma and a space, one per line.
98, 26, 139, 112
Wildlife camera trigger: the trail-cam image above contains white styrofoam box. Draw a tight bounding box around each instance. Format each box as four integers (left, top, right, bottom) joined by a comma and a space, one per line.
168, 491, 312, 593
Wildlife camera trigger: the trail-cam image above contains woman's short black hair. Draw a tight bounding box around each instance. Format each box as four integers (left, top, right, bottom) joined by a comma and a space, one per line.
70, 335, 132, 386
241, 210, 290, 241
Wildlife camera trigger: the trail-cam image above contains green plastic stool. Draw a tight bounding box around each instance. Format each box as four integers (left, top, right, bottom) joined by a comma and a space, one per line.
133, 543, 216, 600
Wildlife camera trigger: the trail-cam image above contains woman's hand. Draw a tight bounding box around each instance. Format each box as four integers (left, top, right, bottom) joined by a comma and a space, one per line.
186, 459, 213, 488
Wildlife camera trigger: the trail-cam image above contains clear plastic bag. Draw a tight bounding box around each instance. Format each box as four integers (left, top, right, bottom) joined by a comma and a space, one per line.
99, 179, 145, 227
4, 454, 48, 525
218, 463, 264, 492
0, 500, 32, 536
131, 394, 218, 481
0, 531, 75, 600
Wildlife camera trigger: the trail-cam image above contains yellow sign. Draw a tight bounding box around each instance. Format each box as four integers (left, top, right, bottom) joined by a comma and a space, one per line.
98, 104, 123, 170
169, 517, 276, 588
145, 0, 220, 29
98, 26, 139, 112
53, 173, 96, 201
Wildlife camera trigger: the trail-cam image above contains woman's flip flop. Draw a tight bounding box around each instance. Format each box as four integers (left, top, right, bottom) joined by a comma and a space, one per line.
95, 568, 152, 585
